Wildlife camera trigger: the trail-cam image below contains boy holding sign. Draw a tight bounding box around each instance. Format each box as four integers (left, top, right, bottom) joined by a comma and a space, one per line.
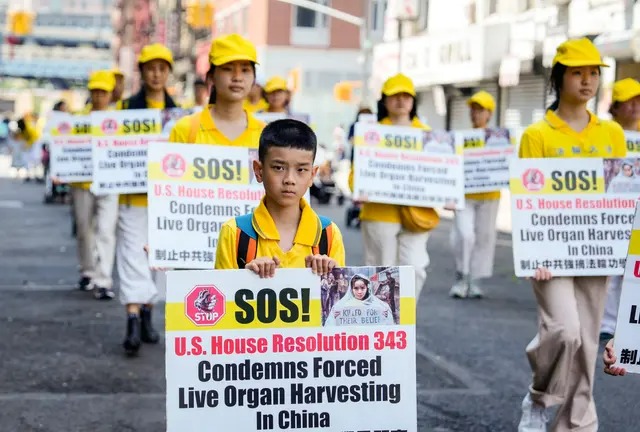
215, 119, 345, 275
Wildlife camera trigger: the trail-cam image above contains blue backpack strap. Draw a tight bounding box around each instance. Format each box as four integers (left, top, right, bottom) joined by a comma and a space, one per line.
314, 216, 333, 256
235, 213, 258, 269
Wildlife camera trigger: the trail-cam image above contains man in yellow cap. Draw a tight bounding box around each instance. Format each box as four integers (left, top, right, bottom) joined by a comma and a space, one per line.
449, 90, 499, 299
72, 70, 119, 300
116, 43, 178, 356
599, 77, 640, 341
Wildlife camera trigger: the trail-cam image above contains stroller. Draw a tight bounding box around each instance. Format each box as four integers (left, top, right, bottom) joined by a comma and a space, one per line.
42, 142, 70, 204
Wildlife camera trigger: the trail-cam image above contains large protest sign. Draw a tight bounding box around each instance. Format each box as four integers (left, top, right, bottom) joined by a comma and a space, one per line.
352, 123, 464, 208
614, 203, 640, 374
91, 108, 191, 195
510, 158, 638, 277
147, 142, 264, 269
459, 128, 514, 194
48, 114, 93, 182
165, 266, 417, 431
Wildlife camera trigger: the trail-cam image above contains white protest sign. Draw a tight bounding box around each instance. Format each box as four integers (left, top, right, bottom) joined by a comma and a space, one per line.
90, 109, 165, 195
254, 112, 311, 124
147, 142, 264, 269
510, 157, 639, 277
48, 114, 93, 182
459, 128, 515, 194
614, 203, 640, 373
352, 122, 464, 208
165, 266, 417, 431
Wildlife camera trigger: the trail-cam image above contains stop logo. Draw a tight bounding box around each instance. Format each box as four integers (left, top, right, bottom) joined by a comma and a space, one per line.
185, 285, 226, 326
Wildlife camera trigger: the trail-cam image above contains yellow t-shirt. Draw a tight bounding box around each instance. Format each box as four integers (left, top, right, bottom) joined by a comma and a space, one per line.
357, 117, 434, 224
118, 98, 166, 207
243, 98, 269, 114
169, 105, 265, 146
215, 198, 346, 269
519, 110, 626, 158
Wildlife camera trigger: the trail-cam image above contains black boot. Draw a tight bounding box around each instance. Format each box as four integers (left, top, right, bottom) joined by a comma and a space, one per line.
140, 306, 160, 344
123, 314, 141, 356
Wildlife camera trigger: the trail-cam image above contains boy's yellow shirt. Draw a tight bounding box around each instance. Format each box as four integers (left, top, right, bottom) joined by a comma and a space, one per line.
519, 110, 626, 158
215, 198, 346, 270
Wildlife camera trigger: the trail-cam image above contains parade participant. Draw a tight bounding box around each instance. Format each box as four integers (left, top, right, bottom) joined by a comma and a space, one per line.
517, 38, 626, 432
355, 73, 437, 299
602, 338, 627, 376
72, 70, 119, 299
243, 68, 268, 113
193, 78, 209, 108
117, 43, 177, 356
449, 91, 499, 299
262, 76, 291, 113
600, 78, 640, 341
111, 68, 125, 104
214, 119, 345, 276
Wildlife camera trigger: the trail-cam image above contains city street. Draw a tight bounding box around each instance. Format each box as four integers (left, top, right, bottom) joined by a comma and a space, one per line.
1, 176, 639, 432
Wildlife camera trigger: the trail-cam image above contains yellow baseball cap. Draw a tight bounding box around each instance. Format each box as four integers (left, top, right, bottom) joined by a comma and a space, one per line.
612, 78, 640, 103
209, 34, 258, 66
264, 76, 288, 93
552, 38, 608, 68
138, 43, 174, 67
112, 67, 124, 77
88, 70, 116, 92
381, 73, 415, 97
467, 90, 496, 112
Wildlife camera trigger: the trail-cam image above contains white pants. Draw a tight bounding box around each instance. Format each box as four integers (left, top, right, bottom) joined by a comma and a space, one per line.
600, 276, 622, 335
451, 198, 499, 279
361, 220, 430, 300
116, 205, 158, 305
72, 187, 118, 288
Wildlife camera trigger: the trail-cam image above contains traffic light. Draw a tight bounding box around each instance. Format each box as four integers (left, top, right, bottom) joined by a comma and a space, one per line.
186, 1, 214, 30
8, 10, 35, 36
287, 67, 302, 93
334, 81, 355, 102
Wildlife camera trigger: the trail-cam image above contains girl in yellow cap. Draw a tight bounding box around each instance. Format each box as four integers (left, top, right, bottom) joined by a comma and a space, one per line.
600, 78, 640, 343
357, 73, 436, 299
449, 90, 499, 299
117, 43, 177, 356
262, 76, 291, 113
72, 70, 119, 301
517, 38, 626, 432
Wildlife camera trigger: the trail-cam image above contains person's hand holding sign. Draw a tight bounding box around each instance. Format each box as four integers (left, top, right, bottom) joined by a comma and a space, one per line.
305, 254, 337, 276
603, 338, 626, 376
246, 256, 281, 278
533, 266, 553, 281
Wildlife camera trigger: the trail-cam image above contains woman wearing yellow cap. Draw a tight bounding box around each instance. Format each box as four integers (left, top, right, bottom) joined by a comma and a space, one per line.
117, 43, 177, 356
72, 70, 119, 300
599, 78, 640, 340
357, 73, 436, 298
450, 90, 499, 299
517, 38, 626, 432
262, 76, 291, 113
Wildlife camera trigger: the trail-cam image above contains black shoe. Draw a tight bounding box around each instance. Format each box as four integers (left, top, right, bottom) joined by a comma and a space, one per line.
94, 287, 115, 300
77, 276, 92, 291
140, 306, 160, 344
123, 315, 142, 356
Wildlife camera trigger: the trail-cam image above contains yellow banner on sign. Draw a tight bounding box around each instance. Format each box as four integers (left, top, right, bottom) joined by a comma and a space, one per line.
627, 229, 640, 256
165, 297, 416, 331
147, 161, 250, 184
509, 175, 605, 195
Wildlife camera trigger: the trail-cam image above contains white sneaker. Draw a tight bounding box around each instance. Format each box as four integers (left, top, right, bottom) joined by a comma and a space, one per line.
468, 281, 484, 299
518, 394, 548, 432
449, 280, 468, 298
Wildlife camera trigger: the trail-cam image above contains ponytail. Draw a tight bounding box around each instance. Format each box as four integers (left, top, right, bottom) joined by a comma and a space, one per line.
546, 63, 567, 111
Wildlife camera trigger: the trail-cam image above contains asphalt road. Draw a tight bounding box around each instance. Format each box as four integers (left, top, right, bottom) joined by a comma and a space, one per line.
0, 178, 638, 432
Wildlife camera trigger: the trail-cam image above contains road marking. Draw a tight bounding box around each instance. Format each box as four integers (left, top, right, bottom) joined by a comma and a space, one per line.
0, 284, 73, 292
0, 200, 23, 209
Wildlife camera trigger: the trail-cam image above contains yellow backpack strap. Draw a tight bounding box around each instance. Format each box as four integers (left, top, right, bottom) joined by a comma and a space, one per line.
187, 111, 201, 143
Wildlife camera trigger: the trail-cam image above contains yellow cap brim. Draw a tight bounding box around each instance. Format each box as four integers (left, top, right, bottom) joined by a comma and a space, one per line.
467, 98, 493, 111
616, 90, 640, 103
265, 85, 288, 93
383, 86, 415, 97
88, 84, 113, 92
554, 59, 609, 68
211, 54, 258, 67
